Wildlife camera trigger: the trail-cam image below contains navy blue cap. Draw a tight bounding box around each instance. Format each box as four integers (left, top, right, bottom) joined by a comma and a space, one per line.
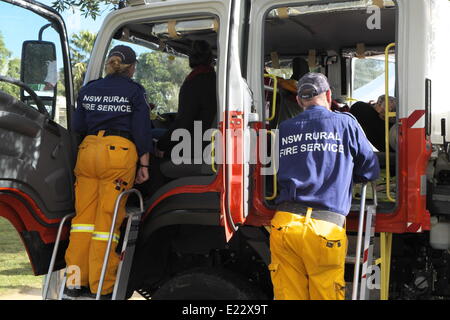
108, 45, 137, 64
297, 72, 330, 99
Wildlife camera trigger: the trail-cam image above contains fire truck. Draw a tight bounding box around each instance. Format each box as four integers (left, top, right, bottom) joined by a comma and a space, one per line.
0, 0, 449, 300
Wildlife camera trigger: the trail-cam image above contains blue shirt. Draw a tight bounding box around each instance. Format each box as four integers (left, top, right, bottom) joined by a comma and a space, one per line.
276, 105, 380, 216
72, 74, 153, 156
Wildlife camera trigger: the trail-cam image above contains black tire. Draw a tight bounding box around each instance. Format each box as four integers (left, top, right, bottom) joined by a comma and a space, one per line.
151, 267, 265, 300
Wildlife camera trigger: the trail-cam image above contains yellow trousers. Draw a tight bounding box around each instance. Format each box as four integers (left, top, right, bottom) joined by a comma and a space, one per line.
269, 210, 347, 300
65, 131, 137, 295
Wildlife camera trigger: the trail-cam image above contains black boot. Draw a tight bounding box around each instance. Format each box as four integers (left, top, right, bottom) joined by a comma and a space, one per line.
62, 286, 90, 300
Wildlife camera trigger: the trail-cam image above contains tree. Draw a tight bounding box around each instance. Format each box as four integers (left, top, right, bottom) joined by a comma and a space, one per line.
0, 32, 10, 71
0, 32, 21, 98
70, 30, 96, 94
135, 51, 191, 113
51, 0, 117, 20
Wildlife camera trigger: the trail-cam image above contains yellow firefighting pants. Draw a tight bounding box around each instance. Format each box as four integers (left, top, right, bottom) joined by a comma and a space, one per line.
65, 131, 137, 295
269, 210, 347, 300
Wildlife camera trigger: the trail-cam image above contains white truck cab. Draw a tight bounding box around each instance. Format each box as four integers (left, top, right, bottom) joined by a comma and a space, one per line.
0, 0, 450, 300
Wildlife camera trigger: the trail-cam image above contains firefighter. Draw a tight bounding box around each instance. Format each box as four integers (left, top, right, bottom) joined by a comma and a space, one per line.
270, 72, 380, 300
64, 45, 152, 299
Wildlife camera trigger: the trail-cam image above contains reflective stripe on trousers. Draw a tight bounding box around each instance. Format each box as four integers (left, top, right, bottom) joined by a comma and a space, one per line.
92, 231, 120, 243
71, 224, 95, 233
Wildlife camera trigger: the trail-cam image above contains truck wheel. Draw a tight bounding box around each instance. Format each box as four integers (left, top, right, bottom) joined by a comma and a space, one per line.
151, 268, 265, 300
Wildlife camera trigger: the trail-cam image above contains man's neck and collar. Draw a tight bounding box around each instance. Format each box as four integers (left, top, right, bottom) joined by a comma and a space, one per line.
303, 104, 331, 112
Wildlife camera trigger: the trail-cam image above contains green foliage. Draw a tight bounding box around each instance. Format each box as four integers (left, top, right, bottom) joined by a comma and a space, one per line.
0, 32, 21, 98
51, 0, 117, 20
1, 59, 21, 97
0, 32, 10, 69
70, 30, 96, 94
135, 51, 191, 113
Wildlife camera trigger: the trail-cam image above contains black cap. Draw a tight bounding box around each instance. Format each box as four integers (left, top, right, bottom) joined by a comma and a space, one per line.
297, 72, 331, 99
108, 45, 137, 64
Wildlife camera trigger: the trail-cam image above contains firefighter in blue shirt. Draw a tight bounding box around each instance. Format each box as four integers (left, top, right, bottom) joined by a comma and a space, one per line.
269, 72, 380, 300
64, 45, 152, 299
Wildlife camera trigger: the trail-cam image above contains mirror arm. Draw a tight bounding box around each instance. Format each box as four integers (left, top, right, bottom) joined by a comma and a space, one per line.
0, 75, 49, 116
38, 23, 53, 41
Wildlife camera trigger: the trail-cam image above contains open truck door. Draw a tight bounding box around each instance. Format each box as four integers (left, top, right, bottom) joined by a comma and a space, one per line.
221, 0, 254, 241
0, 0, 75, 275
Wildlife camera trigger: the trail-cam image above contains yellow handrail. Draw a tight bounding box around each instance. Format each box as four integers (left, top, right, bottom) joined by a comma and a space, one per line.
384, 42, 396, 202
344, 96, 359, 103
211, 129, 218, 173
265, 130, 277, 200
264, 74, 278, 121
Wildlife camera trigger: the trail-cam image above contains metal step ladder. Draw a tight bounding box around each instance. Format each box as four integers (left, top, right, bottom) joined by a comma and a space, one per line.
42, 188, 144, 300
351, 182, 378, 300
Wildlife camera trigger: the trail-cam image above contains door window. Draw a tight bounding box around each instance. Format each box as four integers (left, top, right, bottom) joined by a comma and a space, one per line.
96, 17, 219, 129
0, 1, 68, 127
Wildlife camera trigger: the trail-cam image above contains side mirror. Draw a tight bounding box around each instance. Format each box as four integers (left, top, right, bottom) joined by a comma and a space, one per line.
20, 40, 57, 119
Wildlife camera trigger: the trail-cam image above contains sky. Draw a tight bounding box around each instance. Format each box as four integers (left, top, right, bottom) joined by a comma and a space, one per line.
0, 0, 112, 59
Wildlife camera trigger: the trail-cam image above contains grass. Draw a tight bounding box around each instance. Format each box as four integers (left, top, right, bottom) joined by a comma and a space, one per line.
0, 217, 43, 296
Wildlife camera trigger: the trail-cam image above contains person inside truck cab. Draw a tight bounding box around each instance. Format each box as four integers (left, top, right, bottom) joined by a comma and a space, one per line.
154, 39, 216, 156
64, 45, 152, 299
270, 72, 380, 300
142, 40, 217, 198
349, 94, 397, 152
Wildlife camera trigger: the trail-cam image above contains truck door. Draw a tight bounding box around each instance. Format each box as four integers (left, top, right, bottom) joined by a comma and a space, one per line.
0, 0, 75, 275
222, 0, 253, 241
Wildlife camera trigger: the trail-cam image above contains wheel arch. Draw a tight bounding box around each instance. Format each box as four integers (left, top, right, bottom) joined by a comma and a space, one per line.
0, 189, 64, 275
129, 209, 272, 297
139, 208, 270, 264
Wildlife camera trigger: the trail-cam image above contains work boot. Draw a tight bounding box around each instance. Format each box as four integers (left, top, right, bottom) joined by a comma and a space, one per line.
62, 286, 90, 300
82, 291, 113, 300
